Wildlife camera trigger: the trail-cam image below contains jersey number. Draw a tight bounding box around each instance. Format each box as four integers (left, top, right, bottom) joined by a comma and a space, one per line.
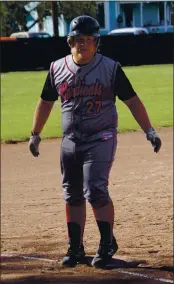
86, 100, 102, 114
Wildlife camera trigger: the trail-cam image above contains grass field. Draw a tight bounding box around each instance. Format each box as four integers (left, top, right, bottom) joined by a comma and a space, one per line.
1, 64, 173, 143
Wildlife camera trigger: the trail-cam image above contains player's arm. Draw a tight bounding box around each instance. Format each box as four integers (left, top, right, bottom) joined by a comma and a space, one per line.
31, 98, 55, 134
124, 95, 152, 134
29, 66, 58, 157
114, 65, 161, 153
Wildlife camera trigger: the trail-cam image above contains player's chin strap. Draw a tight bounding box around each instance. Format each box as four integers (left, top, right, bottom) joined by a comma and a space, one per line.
95, 37, 100, 48
146, 127, 162, 153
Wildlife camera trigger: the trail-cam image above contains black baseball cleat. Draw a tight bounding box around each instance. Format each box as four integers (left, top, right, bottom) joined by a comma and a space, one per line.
91, 236, 118, 268
60, 244, 85, 267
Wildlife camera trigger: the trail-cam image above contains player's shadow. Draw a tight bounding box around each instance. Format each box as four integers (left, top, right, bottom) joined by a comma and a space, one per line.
83, 256, 147, 268
83, 256, 174, 272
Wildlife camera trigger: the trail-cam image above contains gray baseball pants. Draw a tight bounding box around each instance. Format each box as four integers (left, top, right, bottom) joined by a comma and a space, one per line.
60, 135, 117, 207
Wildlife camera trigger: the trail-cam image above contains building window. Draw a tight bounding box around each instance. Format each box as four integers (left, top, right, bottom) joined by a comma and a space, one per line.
120, 3, 133, 27
96, 2, 105, 28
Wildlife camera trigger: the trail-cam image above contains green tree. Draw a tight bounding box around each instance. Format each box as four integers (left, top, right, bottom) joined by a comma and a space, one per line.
0, 1, 28, 36
0, 1, 51, 36
0, 2, 9, 36
34, 1, 97, 35
57, 1, 97, 23
0, 1, 97, 36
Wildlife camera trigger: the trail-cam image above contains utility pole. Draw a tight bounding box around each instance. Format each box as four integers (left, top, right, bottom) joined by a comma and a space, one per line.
51, 1, 59, 37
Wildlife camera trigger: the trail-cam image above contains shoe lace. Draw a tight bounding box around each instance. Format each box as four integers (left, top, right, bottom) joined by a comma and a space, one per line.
98, 241, 109, 256
66, 246, 74, 256
66, 244, 84, 257
98, 238, 117, 256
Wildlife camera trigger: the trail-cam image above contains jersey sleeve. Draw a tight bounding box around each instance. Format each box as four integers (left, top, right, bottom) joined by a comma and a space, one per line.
40, 63, 58, 101
113, 64, 137, 101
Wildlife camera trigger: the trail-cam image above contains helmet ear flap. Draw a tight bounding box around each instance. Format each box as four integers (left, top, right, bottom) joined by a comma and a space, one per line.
95, 37, 100, 48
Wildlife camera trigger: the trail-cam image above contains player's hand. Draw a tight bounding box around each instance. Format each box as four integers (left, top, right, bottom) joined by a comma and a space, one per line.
29, 132, 41, 157
146, 128, 162, 153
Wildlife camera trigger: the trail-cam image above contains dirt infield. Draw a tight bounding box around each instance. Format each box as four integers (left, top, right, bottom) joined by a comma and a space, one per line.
1, 128, 173, 283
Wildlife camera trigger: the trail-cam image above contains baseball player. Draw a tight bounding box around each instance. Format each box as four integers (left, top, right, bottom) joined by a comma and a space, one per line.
29, 15, 162, 268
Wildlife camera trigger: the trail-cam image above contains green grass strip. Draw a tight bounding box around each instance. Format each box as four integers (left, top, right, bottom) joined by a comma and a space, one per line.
1, 64, 173, 143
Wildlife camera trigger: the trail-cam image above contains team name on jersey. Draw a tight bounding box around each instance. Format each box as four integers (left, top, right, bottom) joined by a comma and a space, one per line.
57, 79, 103, 101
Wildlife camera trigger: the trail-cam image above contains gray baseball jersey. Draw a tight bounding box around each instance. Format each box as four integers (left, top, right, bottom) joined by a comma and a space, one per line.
41, 53, 136, 142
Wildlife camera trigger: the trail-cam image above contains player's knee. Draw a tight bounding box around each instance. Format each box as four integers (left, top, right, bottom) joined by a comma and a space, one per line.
89, 198, 110, 208
63, 187, 85, 206
67, 200, 85, 206
86, 193, 111, 208
63, 196, 85, 206
84, 186, 111, 208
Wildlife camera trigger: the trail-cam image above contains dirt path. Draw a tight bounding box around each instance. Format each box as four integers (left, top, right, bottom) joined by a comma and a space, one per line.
1, 128, 173, 283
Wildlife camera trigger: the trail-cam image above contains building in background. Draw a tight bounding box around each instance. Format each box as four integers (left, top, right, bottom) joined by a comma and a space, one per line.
96, 1, 173, 34
26, 1, 173, 36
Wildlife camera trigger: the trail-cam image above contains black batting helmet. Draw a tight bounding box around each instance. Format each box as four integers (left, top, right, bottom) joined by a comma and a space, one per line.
68, 15, 100, 37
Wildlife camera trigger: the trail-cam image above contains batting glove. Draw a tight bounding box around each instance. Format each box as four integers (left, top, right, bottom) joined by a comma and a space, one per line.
146, 128, 162, 153
29, 132, 41, 157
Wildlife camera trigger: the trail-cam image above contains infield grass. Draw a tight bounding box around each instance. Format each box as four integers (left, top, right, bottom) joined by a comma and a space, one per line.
1, 64, 173, 143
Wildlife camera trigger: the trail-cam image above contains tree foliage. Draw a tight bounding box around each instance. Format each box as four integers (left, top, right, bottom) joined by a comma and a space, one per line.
57, 1, 97, 23
0, 1, 28, 36
0, 1, 97, 36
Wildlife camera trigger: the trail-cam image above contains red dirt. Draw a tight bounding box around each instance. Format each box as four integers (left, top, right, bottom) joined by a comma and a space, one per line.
1, 128, 173, 283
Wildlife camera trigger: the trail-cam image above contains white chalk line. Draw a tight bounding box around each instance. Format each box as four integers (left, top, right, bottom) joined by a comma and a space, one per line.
1, 253, 173, 283
1, 253, 54, 263
118, 270, 173, 283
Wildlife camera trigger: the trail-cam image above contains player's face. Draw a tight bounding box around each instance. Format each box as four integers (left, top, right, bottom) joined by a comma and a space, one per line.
71, 35, 97, 64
